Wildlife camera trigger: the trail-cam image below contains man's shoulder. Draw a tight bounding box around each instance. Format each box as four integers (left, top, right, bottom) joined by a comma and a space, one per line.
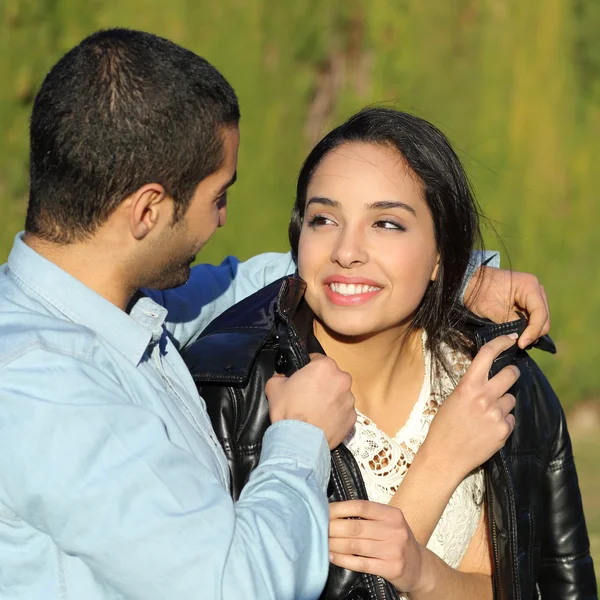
0, 307, 126, 410
0, 298, 100, 369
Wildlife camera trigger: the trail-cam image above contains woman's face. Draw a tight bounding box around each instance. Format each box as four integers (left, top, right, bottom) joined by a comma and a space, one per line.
297, 142, 439, 339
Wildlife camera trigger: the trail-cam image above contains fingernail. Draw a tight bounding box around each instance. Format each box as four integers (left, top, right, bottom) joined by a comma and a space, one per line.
508, 333, 518, 340
329, 553, 334, 562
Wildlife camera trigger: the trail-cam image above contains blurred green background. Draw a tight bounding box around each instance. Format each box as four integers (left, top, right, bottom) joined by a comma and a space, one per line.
0, 0, 598, 566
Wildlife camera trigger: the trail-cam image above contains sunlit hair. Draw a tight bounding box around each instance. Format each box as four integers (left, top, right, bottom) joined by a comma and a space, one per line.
289, 107, 484, 360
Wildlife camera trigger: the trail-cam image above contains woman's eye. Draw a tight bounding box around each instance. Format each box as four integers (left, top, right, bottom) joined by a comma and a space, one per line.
307, 215, 335, 227
373, 220, 406, 231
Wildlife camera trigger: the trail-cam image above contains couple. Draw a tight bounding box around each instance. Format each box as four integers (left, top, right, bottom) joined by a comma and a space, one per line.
0, 28, 592, 600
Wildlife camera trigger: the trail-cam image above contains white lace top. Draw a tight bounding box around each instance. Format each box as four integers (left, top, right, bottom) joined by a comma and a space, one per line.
344, 334, 485, 582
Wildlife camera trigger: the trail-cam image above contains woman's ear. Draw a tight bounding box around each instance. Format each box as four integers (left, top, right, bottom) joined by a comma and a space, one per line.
430, 254, 440, 281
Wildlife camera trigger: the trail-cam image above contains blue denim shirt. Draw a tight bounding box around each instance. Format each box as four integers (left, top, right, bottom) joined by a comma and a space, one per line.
0, 233, 497, 599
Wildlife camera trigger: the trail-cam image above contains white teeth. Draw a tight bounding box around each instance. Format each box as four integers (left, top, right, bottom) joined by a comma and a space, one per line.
329, 282, 381, 295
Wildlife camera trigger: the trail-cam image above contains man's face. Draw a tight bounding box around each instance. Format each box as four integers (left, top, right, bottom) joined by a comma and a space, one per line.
146, 126, 239, 290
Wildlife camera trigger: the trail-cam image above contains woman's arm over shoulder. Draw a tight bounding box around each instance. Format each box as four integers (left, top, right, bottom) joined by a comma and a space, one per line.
146, 252, 295, 349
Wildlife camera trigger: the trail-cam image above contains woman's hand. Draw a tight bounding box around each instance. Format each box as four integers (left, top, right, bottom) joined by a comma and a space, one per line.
422, 333, 520, 483
329, 501, 494, 599
329, 500, 425, 592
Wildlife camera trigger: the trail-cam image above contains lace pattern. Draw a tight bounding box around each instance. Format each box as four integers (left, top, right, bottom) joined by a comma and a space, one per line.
344, 334, 485, 580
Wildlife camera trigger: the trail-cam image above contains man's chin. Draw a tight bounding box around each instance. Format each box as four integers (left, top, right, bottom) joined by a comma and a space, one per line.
152, 264, 192, 290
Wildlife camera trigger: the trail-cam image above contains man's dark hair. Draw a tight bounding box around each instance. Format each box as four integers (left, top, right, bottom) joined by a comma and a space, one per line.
290, 107, 484, 360
26, 28, 240, 243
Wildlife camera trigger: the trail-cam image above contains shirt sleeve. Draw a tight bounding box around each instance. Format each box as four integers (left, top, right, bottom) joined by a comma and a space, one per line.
0, 348, 331, 600
148, 249, 500, 350
145, 252, 296, 350
460, 250, 500, 302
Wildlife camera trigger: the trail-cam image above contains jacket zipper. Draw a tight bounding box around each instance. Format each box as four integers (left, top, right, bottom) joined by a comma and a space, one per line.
332, 448, 357, 500
498, 451, 521, 600
332, 448, 391, 600
376, 576, 387, 598
479, 335, 520, 600
487, 452, 521, 600
281, 311, 392, 600
486, 469, 503, 600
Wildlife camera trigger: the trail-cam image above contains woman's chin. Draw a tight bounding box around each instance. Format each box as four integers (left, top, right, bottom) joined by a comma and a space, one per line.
318, 318, 382, 341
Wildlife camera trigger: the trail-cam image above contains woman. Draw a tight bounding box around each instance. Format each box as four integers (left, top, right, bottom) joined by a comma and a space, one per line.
184, 108, 596, 599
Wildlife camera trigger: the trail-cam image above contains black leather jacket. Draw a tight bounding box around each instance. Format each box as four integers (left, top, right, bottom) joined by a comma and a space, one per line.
183, 276, 597, 600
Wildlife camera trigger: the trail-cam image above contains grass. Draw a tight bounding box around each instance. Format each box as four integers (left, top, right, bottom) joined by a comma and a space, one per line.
571, 427, 600, 573
2, 0, 600, 409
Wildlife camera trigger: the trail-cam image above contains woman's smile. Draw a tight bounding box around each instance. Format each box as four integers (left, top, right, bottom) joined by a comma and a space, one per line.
323, 275, 383, 306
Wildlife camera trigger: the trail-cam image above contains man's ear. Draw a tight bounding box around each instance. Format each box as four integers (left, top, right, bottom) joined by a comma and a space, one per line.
430, 254, 440, 281
127, 184, 170, 240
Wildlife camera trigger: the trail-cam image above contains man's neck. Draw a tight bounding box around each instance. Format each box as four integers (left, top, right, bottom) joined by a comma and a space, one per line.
24, 232, 135, 311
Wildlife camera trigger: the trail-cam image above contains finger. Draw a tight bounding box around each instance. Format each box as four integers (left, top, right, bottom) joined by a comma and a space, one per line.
329, 517, 389, 542
497, 393, 516, 417
308, 352, 327, 361
540, 285, 550, 335
485, 365, 520, 399
517, 286, 548, 348
268, 373, 286, 380
329, 500, 398, 522
330, 500, 370, 519
264, 374, 286, 398
505, 413, 516, 433
329, 552, 388, 578
329, 537, 386, 560
465, 334, 519, 382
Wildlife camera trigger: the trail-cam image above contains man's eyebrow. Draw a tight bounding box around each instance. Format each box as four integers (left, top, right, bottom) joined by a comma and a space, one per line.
306, 196, 340, 209
366, 200, 416, 216
219, 171, 237, 194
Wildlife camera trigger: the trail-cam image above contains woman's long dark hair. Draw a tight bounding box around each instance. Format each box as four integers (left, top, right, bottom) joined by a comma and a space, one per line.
289, 107, 484, 363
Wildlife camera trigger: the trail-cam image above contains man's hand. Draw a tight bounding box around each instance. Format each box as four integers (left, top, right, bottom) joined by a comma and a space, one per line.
464, 266, 550, 349
266, 354, 356, 449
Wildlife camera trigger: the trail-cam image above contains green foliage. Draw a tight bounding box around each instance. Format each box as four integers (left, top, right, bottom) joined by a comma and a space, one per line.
572, 429, 600, 570
0, 0, 598, 408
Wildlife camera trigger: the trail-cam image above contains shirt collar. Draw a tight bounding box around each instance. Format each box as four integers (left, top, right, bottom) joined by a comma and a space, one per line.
7, 232, 167, 365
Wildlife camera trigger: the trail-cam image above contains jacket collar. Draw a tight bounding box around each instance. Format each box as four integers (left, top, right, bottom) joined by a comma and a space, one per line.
185, 275, 555, 383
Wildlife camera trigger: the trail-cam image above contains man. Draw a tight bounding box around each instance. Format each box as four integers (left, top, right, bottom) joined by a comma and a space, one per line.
0, 29, 549, 599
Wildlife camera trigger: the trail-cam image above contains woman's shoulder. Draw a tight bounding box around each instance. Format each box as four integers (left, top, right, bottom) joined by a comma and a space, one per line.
513, 350, 562, 414
181, 277, 287, 383
507, 349, 570, 459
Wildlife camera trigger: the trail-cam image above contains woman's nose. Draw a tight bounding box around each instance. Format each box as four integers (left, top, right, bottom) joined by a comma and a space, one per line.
330, 227, 368, 268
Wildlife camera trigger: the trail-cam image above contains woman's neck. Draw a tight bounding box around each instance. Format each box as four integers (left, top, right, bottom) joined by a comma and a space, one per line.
313, 320, 426, 437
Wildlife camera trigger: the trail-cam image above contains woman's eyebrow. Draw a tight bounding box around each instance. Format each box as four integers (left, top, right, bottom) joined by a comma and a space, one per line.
366, 200, 416, 216
306, 196, 340, 209
306, 197, 416, 216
